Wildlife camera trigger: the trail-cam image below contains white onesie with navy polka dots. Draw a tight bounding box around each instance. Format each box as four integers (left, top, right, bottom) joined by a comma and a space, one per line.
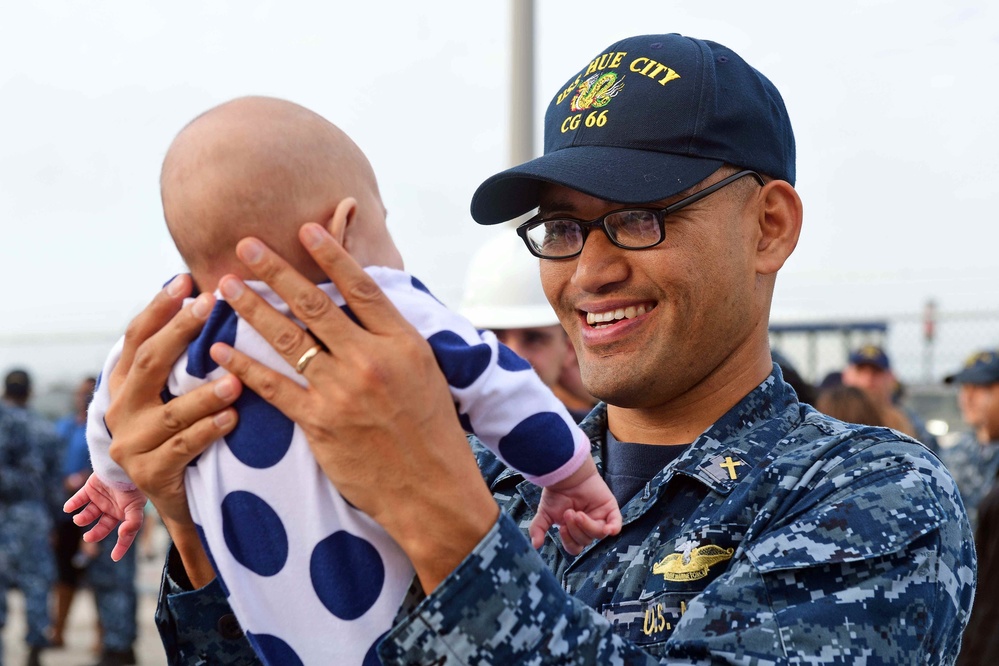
87, 266, 591, 666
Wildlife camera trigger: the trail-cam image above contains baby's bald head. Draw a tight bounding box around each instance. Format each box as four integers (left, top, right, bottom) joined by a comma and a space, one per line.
161, 96, 401, 289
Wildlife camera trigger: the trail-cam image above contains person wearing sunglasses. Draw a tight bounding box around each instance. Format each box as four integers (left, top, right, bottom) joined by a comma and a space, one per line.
99, 34, 975, 664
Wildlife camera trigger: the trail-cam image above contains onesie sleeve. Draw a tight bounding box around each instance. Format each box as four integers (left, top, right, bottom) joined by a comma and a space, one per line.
86, 336, 139, 489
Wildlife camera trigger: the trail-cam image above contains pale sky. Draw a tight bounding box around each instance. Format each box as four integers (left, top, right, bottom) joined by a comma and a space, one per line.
2, 0, 997, 387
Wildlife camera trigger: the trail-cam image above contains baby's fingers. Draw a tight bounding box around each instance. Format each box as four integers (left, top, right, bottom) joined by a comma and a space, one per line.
80, 513, 118, 543
529, 512, 555, 549
111, 525, 139, 562
559, 510, 615, 555
109, 504, 146, 561
603, 506, 623, 536
71, 502, 104, 528
64, 487, 92, 514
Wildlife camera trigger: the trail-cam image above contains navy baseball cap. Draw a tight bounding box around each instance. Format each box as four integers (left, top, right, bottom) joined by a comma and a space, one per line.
945, 349, 999, 385
847, 345, 891, 371
470, 33, 795, 224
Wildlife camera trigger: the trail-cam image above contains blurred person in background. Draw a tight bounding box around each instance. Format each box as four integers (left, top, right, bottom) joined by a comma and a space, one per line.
51, 376, 99, 650
959, 480, 999, 665
814, 384, 886, 428
943, 350, 999, 665
460, 233, 596, 422
81, 535, 138, 666
842, 344, 939, 452
55, 373, 138, 666
770, 349, 816, 405
939, 349, 999, 532
0, 369, 61, 666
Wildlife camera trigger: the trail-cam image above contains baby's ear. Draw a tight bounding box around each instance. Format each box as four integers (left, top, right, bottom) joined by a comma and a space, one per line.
325, 197, 358, 246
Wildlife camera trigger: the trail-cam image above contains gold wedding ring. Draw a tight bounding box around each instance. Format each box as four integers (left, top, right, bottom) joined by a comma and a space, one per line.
295, 345, 323, 374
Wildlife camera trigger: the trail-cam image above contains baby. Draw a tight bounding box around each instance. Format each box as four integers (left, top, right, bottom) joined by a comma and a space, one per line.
67, 96, 621, 665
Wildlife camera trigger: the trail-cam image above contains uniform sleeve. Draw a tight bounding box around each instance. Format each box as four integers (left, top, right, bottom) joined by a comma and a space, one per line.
154, 544, 262, 665
378, 513, 660, 665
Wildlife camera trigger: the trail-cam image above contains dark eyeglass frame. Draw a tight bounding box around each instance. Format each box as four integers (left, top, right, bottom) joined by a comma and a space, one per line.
516, 169, 765, 259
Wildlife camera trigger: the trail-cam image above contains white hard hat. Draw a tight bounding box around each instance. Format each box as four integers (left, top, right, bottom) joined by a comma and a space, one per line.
459, 232, 560, 329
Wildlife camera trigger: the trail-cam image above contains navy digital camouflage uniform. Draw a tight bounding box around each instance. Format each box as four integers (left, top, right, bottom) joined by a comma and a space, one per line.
0, 403, 60, 662
939, 430, 999, 532
87, 536, 139, 655
154, 368, 976, 664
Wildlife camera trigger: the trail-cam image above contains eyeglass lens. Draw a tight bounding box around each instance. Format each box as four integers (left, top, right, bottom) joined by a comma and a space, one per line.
524, 209, 661, 257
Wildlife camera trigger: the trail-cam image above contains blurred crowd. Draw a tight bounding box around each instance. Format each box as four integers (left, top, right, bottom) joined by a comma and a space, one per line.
0, 371, 147, 666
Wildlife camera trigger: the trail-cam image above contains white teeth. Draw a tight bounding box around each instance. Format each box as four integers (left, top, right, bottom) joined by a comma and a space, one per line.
585, 304, 650, 326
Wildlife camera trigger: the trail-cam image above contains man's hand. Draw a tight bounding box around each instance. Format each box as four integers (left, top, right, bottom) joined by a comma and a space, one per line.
103, 274, 241, 586
210, 224, 500, 592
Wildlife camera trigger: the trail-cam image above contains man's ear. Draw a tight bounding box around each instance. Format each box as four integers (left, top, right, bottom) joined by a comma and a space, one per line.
325, 197, 358, 246
754, 180, 803, 275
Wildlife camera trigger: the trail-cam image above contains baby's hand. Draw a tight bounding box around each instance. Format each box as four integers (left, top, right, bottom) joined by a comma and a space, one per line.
529, 457, 622, 556
64, 474, 148, 562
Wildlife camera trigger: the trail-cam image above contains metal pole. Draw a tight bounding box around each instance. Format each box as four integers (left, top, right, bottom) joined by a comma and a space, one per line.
509, 0, 535, 170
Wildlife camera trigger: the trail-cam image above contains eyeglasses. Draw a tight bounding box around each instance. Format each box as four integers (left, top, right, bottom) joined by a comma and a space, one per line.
517, 169, 764, 259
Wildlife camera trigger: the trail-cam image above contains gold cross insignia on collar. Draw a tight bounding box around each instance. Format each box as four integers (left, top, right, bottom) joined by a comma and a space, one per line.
698, 451, 750, 486
718, 456, 744, 480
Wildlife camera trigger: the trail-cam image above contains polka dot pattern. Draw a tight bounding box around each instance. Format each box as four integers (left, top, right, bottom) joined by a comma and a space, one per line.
310, 532, 386, 620
248, 633, 304, 666
498, 412, 576, 476
497, 343, 531, 372
363, 633, 387, 666
186, 300, 238, 379
427, 330, 493, 389
221, 491, 288, 577
225, 389, 295, 469
167, 270, 587, 665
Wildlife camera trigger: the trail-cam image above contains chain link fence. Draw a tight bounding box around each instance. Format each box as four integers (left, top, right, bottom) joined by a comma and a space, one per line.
769, 307, 999, 443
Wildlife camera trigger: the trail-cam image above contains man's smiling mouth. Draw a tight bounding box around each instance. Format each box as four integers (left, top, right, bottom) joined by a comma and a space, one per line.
585, 304, 655, 328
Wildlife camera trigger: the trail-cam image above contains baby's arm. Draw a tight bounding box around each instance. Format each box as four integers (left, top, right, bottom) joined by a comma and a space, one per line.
529, 456, 622, 556
64, 474, 147, 562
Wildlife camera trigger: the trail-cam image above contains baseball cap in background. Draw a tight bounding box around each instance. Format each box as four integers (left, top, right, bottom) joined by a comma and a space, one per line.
944, 350, 999, 385
847, 345, 891, 371
4, 369, 31, 399
471, 33, 795, 225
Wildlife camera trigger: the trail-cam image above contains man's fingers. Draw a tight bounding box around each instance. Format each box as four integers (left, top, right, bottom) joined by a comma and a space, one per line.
218, 272, 340, 382
130, 405, 238, 478
211, 342, 312, 424
108, 374, 240, 466
112, 275, 194, 395
296, 224, 413, 336
232, 237, 357, 345
107, 292, 218, 437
